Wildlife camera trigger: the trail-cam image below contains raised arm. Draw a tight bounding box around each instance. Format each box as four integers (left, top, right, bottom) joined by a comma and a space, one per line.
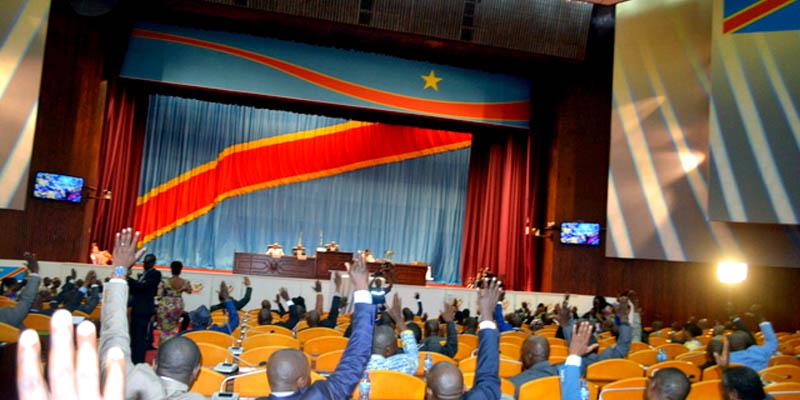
440, 303, 459, 358
234, 277, 252, 310
0, 253, 41, 328
495, 302, 513, 332
99, 228, 146, 374
415, 292, 423, 317
387, 292, 419, 375
561, 322, 598, 400
465, 279, 502, 400
313, 255, 375, 399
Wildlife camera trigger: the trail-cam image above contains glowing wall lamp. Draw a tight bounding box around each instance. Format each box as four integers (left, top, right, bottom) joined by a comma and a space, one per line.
717, 261, 748, 284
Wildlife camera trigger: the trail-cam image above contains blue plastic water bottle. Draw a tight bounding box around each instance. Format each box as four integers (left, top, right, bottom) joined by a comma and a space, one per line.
424, 353, 433, 373
580, 379, 590, 400
657, 348, 668, 362
359, 372, 371, 399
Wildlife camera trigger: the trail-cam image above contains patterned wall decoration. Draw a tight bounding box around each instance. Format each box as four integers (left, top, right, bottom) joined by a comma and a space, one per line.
120, 22, 531, 129
606, 0, 800, 267
708, 0, 800, 225
0, 0, 51, 210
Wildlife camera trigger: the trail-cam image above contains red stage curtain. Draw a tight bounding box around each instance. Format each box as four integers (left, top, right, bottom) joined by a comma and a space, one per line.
90, 82, 145, 253
460, 132, 536, 291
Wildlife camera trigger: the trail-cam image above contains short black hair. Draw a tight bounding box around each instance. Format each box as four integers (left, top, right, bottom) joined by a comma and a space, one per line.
143, 254, 157, 268
156, 336, 201, 385
170, 261, 183, 276
723, 366, 767, 400
685, 323, 703, 338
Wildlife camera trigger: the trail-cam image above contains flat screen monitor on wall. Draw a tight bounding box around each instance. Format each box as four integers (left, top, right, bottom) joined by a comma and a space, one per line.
32, 172, 84, 203
560, 222, 601, 246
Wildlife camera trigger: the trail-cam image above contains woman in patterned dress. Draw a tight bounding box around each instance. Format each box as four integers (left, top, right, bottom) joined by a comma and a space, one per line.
156, 261, 193, 342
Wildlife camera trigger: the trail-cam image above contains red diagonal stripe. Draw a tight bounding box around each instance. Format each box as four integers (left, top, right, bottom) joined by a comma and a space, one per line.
723, 0, 794, 33
132, 29, 530, 122
134, 124, 471, 243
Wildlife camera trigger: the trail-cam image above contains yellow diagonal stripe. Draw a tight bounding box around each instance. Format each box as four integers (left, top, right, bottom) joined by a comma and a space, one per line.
0, 0, 50, 99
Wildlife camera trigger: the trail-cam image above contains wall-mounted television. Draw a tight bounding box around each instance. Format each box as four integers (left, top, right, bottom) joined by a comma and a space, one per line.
560, 222, 601, 246
32, 172, 84, 203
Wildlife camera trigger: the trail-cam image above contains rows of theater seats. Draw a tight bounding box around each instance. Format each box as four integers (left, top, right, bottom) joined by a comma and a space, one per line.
4, 296, 800, 399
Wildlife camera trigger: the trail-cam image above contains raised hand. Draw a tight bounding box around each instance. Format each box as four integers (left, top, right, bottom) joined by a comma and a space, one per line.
347, 255, 370, 292
569, 321, 599, 356
17, 310, 126, 400
312, 280, 322, 293
275, 293, 282, 303
713, 337, 730, 370
243, 276, 251, 287
615, 296, 630, 323
333, 272, 342, 293
218, 281, 230, 301
22, 252, 39, 274
279, 288, 289, 301
386, 293, 404, 331
112, 228, 146, 269
71, 268, 77, 279
441, 302, 456, 323
556, 294, 572, 326
477, 278, 503, 323
414, 292, 420, 300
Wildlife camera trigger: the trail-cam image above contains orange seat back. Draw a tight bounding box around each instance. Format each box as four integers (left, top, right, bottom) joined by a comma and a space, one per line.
184, 330, 234, 348
686, 379, 724, 400
628, 350, 658, 366
499, 342, 521, 360
655, 344, 689, 360
599, 377, 648, 400
243, 333, 300, 350
499, 359, 523, 378
765, 382, 800, 399
303, 336, 348, 358
239, 345, 287, 367
587, 359, 645, 387
458, 334, 478, 349
297, 327, 342, 344
546, 337, 567, 347
23, 313, 51, 332
550, 345, 569, 358
0, 322, 20, 343
676, 351, 708, 367
356, 370, 426, 399
315, 349, 344, 373
416, 352, 457, 376
518, 376, 560, 400
761, 365, 800, 383
233, 369, 269, 397
500, 335, 525, 347
771, 356, 800, 368
197, 343, 232, 367
453, 342, 476, 361
247, 324, 293, 337
649, 336, 669, 347
189, 367, 226, 396
628, 341, 653, 354
463, 373, 515, 397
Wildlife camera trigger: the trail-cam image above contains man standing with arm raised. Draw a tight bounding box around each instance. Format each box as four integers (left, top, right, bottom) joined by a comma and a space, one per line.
127, 251, 162, 364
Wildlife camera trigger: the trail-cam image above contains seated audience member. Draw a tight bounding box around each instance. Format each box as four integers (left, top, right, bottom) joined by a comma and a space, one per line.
562, 296, 632, 370
728, 308, 777, 372
210, 276, 252, 312
645, 368, 691, 400
555, 321, 610, 400
682, 323, 704, 351
425, 279, 503, 400
273, 288, 304, 330
723, 367, 770, 400
304, 273, 343, 329
367, 293, 419, 375
369, 276, 392, 312
0, 253, 41, 328
258, 300, 273, 325
98, 228, 205, 399
1, 277, 20, 300
461, 317, 479, 335
420, 303, 458, 358
257, 255, 374, 400
699, 336, 725, 370
582, 295, 613, 323
184, 281, 240, 334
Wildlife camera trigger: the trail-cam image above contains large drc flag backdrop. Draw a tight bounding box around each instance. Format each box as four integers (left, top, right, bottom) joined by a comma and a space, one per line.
134, 95, 472, 284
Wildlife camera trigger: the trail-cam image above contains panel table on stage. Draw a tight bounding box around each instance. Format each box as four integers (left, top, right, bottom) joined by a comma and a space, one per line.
233, 252, 316, 279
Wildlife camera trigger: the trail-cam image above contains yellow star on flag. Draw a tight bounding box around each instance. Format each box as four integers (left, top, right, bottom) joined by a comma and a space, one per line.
421, 70, 442, 91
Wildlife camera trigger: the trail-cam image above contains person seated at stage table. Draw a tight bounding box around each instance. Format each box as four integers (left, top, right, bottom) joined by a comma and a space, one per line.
304, 273, 344, 329
324, 241, 340, 252
419, 302, 458, 358
256, 255, 374, 400
367, 293, 419, 375
89, 242, 113, 265
425, 278, 502, 400
99, 227, 206, 400
363, 249, 376, 263
292, 244, 306, 257
267, 242, 285, 257
183, 281, 239, 335
0, 253, 41, 329
210, 276, 252, 312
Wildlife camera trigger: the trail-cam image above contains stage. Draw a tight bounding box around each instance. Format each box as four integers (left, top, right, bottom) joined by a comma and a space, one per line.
3, 259, 606, 316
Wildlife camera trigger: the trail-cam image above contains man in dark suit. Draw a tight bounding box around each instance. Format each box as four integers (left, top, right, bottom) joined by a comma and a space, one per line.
256, 256, 373, 400
419, 303, 458, 358
425, 279, 502, 400
127, 253, 161, 364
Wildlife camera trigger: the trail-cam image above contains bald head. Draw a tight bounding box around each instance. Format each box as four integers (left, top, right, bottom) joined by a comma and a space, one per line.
729, 331, 752, 352
426, 362, 463, 400
521, 336, 549, 370
155, 336, 201, 386
372, 325, 398, 357
267, 349, 310, 392
647, 368, 690, 400
306, 310, 321, 327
